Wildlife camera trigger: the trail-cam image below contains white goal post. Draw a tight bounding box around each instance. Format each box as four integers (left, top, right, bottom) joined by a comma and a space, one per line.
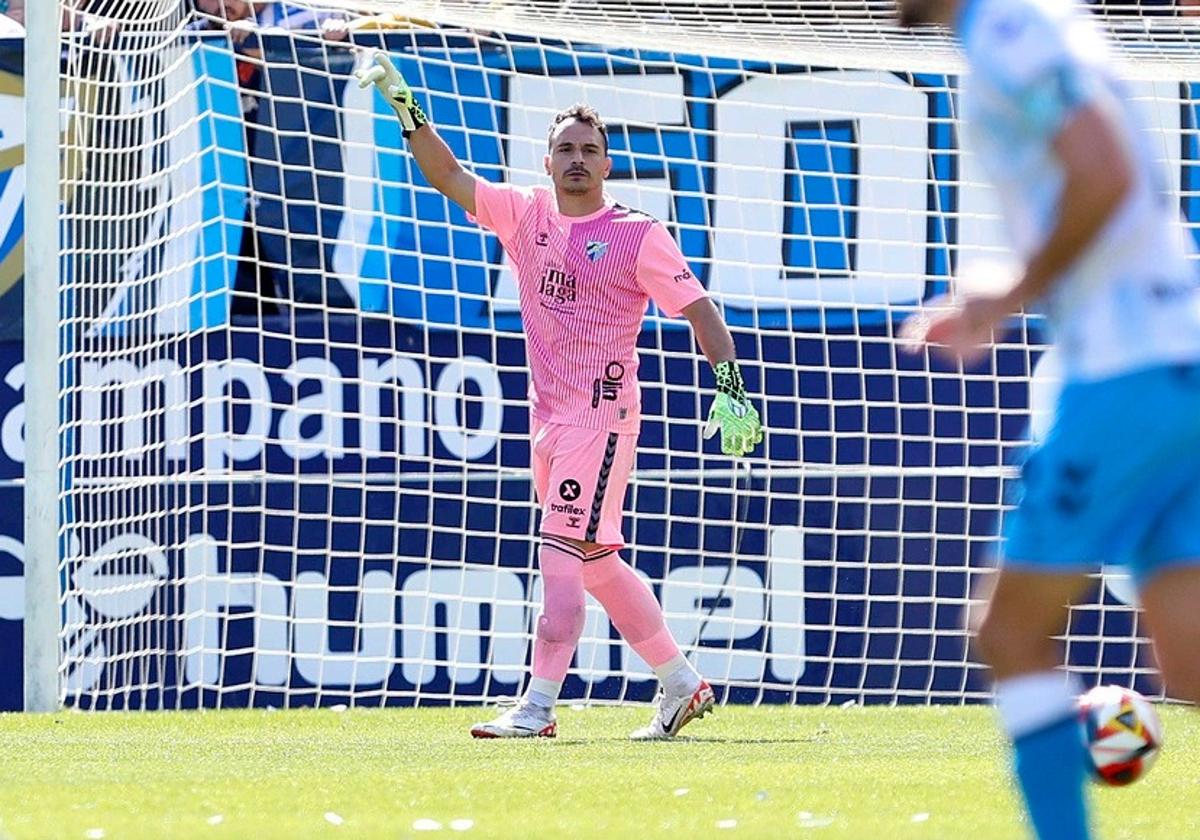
21, 0, 1198, 710
23, 0, 63, 714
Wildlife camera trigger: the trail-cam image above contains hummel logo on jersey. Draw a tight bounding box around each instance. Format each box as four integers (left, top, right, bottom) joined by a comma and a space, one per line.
585, 240, 609, 262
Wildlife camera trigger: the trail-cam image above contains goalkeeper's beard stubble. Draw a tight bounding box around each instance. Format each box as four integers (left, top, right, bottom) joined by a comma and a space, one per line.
556, 167, 595, 196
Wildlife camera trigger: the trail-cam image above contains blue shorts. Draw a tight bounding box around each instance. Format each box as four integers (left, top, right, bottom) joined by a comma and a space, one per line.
1004, 363, 1200, 586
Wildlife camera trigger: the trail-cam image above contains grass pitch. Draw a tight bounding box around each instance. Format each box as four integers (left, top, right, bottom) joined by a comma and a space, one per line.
0, 705, 1195, 839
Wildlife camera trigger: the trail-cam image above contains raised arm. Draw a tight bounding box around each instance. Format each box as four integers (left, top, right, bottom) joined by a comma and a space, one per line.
356, 53, 479, 215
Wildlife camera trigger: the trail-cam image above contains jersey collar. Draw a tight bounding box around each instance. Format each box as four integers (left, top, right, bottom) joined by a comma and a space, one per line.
553, 200, 613, 225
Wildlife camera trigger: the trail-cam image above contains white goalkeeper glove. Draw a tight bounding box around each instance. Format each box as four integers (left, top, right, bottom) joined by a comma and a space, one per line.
355, 52, 428, 137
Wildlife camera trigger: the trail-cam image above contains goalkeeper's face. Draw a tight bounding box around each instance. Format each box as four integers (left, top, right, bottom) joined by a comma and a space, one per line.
895, 0, 954, 27
545, 120, 612, 197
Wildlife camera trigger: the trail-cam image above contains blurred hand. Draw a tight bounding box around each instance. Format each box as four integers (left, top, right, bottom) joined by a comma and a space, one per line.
900, 292, 1015, 365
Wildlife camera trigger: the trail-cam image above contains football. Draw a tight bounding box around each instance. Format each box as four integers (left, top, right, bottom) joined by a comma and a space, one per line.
1078, 685, 1164, 786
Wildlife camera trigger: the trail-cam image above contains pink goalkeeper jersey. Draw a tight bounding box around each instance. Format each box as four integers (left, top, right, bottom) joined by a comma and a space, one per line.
472, 180, 708, 434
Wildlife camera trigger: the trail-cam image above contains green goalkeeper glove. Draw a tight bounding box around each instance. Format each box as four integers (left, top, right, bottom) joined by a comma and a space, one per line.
355, 52, 428, 137
702, 360, 764, 457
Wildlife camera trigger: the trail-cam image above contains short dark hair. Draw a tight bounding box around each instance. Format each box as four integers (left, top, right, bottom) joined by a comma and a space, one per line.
547, 103, 609, 153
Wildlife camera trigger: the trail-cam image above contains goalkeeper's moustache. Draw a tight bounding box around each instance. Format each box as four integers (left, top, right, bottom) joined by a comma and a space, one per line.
355, 52, 428, 136
703, 361, 764, 457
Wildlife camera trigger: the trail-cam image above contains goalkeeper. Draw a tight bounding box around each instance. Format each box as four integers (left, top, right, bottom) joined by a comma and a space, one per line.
358, 53, 762, 739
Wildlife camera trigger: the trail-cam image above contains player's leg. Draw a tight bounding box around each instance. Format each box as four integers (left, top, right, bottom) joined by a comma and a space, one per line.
538, 428, 712, 737
578, 548, 712, 739
1133, 444, 1200, 705
471, 421, 580, 738
978, 362, 1200, 835
976, 370, 1146, 839
1140, 566, 1200, 703
470, 533, 584, 737
566, 432, 712, 738
527, 534, 588, 705
973, 569, 1094, 840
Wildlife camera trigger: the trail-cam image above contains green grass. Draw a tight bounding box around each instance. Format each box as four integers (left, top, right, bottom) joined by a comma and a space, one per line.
0, 705, 1196, 839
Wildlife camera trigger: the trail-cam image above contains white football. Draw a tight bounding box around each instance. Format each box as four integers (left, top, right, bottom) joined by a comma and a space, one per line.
1078, 684, 1163, 786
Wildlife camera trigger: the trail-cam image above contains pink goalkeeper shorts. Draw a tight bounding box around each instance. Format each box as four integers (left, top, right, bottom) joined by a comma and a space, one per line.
531, 417, 638, 549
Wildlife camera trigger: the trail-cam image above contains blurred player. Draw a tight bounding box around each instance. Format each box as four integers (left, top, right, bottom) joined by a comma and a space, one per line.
898, 0, 1200, 837
357, 54, 763, 740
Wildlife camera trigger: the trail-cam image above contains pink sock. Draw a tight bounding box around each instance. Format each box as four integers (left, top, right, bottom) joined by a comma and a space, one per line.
529, 537, 587, 696
582, 550, 683, 670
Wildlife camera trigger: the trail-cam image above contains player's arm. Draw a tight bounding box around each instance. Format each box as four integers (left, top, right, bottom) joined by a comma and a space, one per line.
355, 53, 479, 215
1005, 104, 1133, 309
633, 224, 762, 456
920, 103, 1133, 359
682, 297, 735, 366
680, 297, 764, 458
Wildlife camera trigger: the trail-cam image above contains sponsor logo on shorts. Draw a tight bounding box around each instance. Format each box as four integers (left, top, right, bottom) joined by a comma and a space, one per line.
673, 270, 693, 283
591, 361, 625, 409
550, 502, 586, 517
558, 479, 582, 501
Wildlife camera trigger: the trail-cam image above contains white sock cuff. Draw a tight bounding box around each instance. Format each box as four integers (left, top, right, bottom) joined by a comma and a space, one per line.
653, 653, 694, 683
527, 676, 562, 703
994, 671, 1083, 740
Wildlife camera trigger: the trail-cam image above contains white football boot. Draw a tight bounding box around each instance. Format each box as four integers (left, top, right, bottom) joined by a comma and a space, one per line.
470, 702, 557, 739
630, 680, 715, 740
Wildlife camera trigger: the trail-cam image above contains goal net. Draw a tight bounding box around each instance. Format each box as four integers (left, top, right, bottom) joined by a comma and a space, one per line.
43, 0, 1197, 709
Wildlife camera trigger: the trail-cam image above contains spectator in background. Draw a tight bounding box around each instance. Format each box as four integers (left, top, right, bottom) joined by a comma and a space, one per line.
256, 2, 351, 37
192, 1, 376, 315
192, 0, 354, 42
191, 1, 439, 316
2, 0, 126, 36
193, 1, 437, 42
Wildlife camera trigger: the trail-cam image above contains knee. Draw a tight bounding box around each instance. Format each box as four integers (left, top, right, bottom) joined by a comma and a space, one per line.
538, 600, 586, 644
972, 611, 1007, 670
